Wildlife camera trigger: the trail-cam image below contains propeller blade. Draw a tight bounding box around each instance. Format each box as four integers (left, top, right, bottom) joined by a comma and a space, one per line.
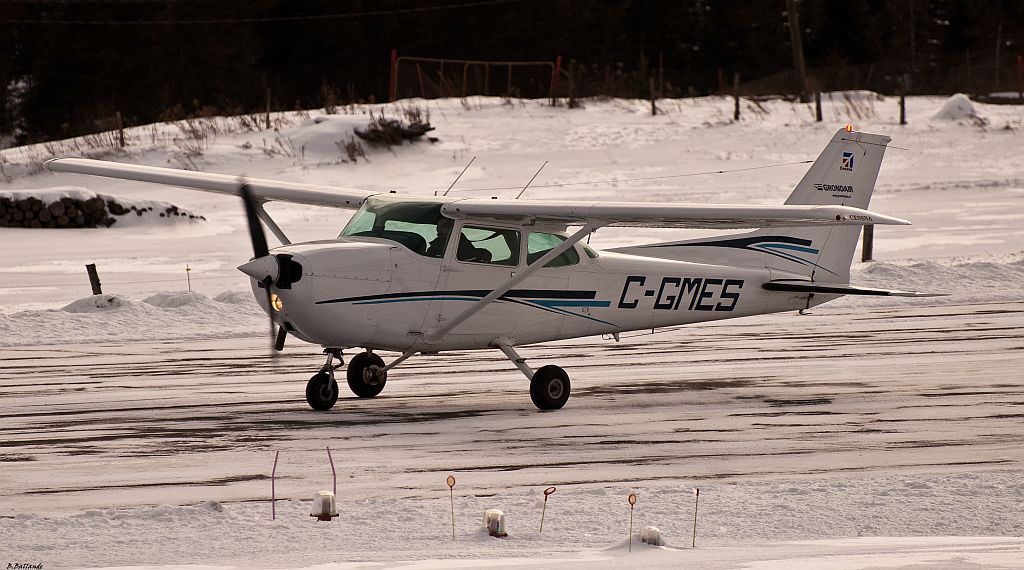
239, 183, 269, 259
275, 326, 287, 351
239, 182, 281, 355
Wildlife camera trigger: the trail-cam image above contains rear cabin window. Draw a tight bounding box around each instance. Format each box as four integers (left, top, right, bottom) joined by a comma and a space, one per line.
456, 225, 520, 266
528, 231, 580, 267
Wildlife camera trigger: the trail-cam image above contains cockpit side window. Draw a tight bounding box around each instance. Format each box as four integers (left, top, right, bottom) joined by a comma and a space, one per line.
456, 225, 520, 266
528, 231, 580, 267
340, 198, 452, 258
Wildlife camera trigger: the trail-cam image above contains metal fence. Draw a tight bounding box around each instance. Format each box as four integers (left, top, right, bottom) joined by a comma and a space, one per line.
390, 53, 558, 100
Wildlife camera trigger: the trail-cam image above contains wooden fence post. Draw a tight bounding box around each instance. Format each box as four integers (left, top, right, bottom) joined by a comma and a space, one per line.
550, 55, 562, 106
650, 77, 657, 116
658, 51, 664, 96
265, 88, 271, 129
861, 225, 874, 262
732, 72, 740, 121
389, 49, 398, 102
86, 264, 102, 295
116, 112, 125, 147
1017, 54, 1023, 100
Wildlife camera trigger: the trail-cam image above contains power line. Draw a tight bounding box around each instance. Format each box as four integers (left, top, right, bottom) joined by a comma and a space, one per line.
446, 159, 815, 194
0, 0, 232, 3
0, 0, 528, 24
2, 275, 240, 290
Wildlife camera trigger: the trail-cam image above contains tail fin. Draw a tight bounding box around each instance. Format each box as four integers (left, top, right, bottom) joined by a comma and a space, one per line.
616, 129, 891, 281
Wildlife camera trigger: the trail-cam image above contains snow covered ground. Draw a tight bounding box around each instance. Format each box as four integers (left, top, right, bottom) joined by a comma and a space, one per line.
1, 93, 1023, 568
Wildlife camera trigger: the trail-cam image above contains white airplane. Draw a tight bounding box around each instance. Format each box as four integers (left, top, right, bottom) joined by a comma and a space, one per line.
46, 128, 934, 412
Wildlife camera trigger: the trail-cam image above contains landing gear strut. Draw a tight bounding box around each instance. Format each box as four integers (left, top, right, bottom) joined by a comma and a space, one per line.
495, 342, 571, 411
306, 349, 343, 411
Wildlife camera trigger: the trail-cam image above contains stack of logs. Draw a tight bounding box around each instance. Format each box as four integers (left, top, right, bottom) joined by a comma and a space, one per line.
0, 196, 205, 228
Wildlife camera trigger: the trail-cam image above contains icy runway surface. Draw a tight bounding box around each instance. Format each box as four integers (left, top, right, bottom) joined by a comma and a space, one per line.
2, 302, 1022, 568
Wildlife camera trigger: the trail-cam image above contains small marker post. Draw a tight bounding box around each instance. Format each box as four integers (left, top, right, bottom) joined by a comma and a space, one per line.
692, 487, 700, 548
326, 447, 336, 496
447, 475, 456, 541
627, 493, 637, 552
185, 264, 192, 292
271, 450, 279, 520
539, 486, 556, 532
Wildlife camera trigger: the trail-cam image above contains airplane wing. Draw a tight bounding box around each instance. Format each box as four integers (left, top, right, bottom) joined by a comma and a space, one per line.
44, 158, 373, 209
441, 199, 909, 228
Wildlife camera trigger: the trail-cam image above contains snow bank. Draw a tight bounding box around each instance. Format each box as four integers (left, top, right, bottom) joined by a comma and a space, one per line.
281, 115, 369, 159
61, 293, 135, 313
0, 290, 266, 346
0, 185, 101, 203
836, 251, 1024, 308
2, 472, 1021, 569
932, 93, 985, 123
143, 290, 217, 308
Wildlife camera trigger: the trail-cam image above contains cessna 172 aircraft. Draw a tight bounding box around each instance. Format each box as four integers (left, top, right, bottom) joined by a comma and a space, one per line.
46, 128, 933, 412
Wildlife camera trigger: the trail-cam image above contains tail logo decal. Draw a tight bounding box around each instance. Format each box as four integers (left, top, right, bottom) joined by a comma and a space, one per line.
840, 151, 855, 171
814, 183, 855, 198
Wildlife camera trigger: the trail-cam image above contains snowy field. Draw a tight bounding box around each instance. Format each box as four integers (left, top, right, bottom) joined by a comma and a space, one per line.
1, 94, 1023, 568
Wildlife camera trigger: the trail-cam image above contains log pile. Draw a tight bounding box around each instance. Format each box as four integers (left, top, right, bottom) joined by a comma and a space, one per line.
0, 195, 206, 229
354, 118, 435, 147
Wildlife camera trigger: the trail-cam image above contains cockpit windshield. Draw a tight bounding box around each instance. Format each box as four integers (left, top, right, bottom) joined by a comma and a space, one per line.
340, 197, 452, 258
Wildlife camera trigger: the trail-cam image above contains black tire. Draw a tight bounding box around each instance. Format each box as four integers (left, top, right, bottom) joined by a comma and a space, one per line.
347, 352, 387, 398
306, 372, 338, 411
530, 365, 571, 410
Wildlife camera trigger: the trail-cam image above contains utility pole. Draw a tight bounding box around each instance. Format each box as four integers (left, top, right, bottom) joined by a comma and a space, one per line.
786, 0, 809, 103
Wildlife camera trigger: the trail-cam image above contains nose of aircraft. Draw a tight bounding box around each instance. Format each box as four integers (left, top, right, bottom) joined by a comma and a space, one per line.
238, 255, 279, 282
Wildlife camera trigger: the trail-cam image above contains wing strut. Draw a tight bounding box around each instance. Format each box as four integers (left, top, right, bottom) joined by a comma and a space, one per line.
254, 201, 291, 245
422, 222, 602, 344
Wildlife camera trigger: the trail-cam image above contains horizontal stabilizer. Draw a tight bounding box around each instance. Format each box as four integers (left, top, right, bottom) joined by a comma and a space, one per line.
763, 280, 946, 297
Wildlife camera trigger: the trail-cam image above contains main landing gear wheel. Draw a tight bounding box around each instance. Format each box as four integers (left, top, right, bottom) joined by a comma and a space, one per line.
347, 352, 387, 398
306, 372, 339, 411
530, 365, 571, 410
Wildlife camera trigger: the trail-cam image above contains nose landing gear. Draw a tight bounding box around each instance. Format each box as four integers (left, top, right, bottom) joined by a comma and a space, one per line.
306, 349, 343, 411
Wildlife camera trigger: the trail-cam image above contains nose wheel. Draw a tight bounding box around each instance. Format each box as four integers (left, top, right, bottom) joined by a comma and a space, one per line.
306, 371, 339, 411
305, 349, 343, 411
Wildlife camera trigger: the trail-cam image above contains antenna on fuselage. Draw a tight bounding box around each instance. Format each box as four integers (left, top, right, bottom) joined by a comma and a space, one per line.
515, 161, 548, 199
440, 156, 476, 196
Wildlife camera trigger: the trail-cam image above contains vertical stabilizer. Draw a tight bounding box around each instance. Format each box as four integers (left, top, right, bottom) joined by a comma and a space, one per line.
777, 129, 890, 280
